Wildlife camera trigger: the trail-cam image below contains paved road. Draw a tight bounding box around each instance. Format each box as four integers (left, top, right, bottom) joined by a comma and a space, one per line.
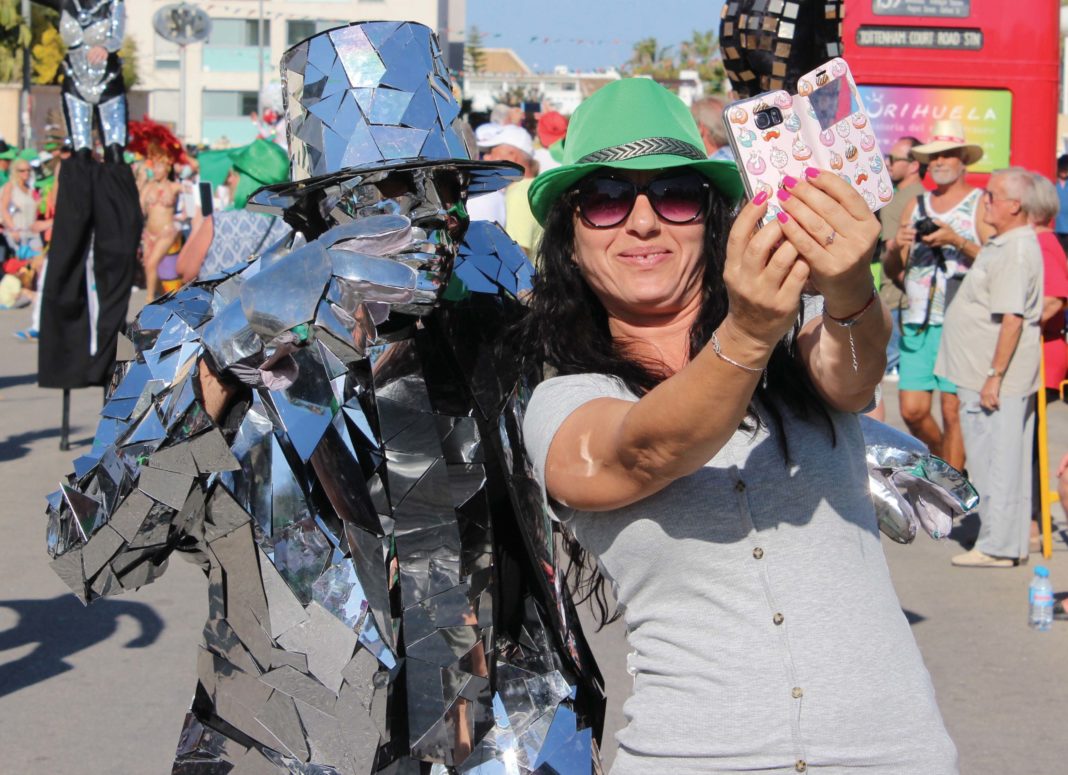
1, 301, 1066, 773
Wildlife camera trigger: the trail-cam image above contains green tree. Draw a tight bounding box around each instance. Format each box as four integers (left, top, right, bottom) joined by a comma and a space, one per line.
120, 35, 138, 87
0, 0, 31, 83
465, 25, 487, 75
681, 29, 717, 69
31, 25, 64, 83
626, 37, 678, 80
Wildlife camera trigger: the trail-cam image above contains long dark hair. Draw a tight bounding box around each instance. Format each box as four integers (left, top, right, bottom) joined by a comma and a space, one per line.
522, 182, 834, 627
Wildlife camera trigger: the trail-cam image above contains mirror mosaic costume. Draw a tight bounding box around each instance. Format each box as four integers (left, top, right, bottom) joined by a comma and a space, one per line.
45, 22, 603, 774
54, 0, 129, 161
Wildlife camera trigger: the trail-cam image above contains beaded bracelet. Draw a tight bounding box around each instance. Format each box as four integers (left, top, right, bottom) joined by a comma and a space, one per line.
710, 330, 768, 388
824, 288, 879, 373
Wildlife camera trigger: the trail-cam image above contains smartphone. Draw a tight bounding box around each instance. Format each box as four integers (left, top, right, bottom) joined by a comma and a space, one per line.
199, 181, 214, 218
723, 57, 892, 223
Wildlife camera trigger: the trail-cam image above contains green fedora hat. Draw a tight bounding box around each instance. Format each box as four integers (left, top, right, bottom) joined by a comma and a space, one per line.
528, 78, 743, 225
229, 138, 289, 210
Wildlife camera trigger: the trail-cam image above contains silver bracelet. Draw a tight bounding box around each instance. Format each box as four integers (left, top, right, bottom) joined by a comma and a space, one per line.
823, 288, 879, 373
710, 330, 768, 388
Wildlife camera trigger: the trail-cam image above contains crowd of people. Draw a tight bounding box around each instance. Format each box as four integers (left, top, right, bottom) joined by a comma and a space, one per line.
6, 88, 1068, 576
0, 127, 290, 340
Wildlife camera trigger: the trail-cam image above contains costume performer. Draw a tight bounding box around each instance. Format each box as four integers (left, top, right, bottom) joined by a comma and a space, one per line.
46, 22, 603, 774
129, 118, 188, 301
35, 0, 142, 390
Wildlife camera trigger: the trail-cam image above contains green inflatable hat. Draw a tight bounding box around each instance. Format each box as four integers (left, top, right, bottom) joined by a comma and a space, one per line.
229, 139, 289, 209
527, 78, 742, 225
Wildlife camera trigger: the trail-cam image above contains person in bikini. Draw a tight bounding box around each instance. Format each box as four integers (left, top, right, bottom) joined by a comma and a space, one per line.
138, 151, 182, 300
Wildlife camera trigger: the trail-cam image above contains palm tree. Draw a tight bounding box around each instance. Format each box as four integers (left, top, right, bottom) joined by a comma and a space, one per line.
684, 29, 717, 68
630, 37, 659, 71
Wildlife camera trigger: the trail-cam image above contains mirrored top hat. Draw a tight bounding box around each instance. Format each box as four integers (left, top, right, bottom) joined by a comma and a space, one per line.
249, 21, 519, 219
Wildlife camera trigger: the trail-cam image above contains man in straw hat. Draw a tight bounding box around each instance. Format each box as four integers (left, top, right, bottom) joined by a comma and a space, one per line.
885, 119, 994, 472
44, 21, 602, 773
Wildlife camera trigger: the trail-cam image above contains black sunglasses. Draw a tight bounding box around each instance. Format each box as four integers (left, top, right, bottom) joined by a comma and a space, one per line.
570, 170, 710, 228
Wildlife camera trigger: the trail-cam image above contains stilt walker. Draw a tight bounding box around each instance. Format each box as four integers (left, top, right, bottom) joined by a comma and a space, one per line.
34, 0, 142, 447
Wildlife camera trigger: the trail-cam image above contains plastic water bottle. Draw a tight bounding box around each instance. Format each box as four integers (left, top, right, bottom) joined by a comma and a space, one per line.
1028, 566, 1054, 631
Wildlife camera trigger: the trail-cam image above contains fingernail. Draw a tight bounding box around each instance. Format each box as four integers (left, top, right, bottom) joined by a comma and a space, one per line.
776, 211, 790, 223
804, 166, 820, 178
776, 188, 791, 202
782, 175, 799, 189
752, 191, 769, 206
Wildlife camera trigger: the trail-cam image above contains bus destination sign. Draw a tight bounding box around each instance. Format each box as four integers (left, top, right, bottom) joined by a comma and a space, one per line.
856, 25, 983, 50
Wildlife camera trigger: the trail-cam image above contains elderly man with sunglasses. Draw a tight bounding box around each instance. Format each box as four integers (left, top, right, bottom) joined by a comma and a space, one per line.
885, 121, 995, 473
935, 168, 1044, 567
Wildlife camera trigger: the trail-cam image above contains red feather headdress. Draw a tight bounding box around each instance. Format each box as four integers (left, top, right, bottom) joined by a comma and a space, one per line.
127, 117, 188, 165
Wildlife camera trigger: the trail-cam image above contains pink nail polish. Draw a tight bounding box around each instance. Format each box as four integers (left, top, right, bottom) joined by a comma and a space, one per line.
752, 191, 769, 205
776, 188, 791, 202
804, 166, 820, 178
782, 175, 799, 189
776, 211, 790, 223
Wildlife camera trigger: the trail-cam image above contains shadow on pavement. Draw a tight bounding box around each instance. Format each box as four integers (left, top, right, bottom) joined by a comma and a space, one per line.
0, 373, 37, 390
0, 428, 92, 462
0, 595, 164, 698
950, 512, 980, 550
0, 428, 62, 462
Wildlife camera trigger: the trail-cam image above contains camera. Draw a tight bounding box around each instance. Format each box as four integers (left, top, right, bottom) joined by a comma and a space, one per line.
754, 107, 783, 130
914, 217, 940, 238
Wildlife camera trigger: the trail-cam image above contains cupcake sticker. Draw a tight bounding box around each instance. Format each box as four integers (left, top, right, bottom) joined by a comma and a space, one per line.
836, 121, 851, 138
728, 107, 748, 124
829, 151, 844, 170
870, 154, 884, 173
863, 190, 878, 210
775, 92, 794, 109
878, 180, 894, 203
820, 129, 836, 147
851, 112, 868, 130
845, 144, 859, 162
784, 112, 802, 133
770, 147, 789, 169
859, 133, 876, 152
738, 128, 756, 148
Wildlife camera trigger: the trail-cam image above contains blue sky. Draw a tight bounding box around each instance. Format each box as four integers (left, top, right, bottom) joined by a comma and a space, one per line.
467, 0, 727, 73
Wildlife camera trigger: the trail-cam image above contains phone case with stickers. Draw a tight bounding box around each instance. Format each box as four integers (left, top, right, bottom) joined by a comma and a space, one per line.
723, 57, 892, 223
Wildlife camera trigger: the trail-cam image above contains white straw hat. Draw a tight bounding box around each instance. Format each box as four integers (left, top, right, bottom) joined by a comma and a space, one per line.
909, 120, 983, 166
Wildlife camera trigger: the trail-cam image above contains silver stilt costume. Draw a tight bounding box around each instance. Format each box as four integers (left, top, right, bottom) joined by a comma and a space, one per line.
51, 0, 128, 156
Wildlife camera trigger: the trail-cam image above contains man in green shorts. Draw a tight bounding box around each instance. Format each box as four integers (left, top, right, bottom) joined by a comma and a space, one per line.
885, 121, 994, 470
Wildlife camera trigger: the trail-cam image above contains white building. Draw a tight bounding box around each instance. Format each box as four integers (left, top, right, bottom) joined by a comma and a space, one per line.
126, 0, 466, 146
463, 49, 619, 117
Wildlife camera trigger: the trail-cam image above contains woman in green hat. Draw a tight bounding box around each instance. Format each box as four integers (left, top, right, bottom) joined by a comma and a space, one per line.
522, 79, 957, 772
175, 139, 291, 282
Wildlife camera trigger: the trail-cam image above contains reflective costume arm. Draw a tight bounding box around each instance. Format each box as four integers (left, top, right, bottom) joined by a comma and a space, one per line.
46, 291, 241, 605
104, 0, 124, 52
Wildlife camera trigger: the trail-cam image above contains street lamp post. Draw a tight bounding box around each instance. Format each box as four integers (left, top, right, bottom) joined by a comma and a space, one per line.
257, 0, 265, 115
20, 0, 31, 148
